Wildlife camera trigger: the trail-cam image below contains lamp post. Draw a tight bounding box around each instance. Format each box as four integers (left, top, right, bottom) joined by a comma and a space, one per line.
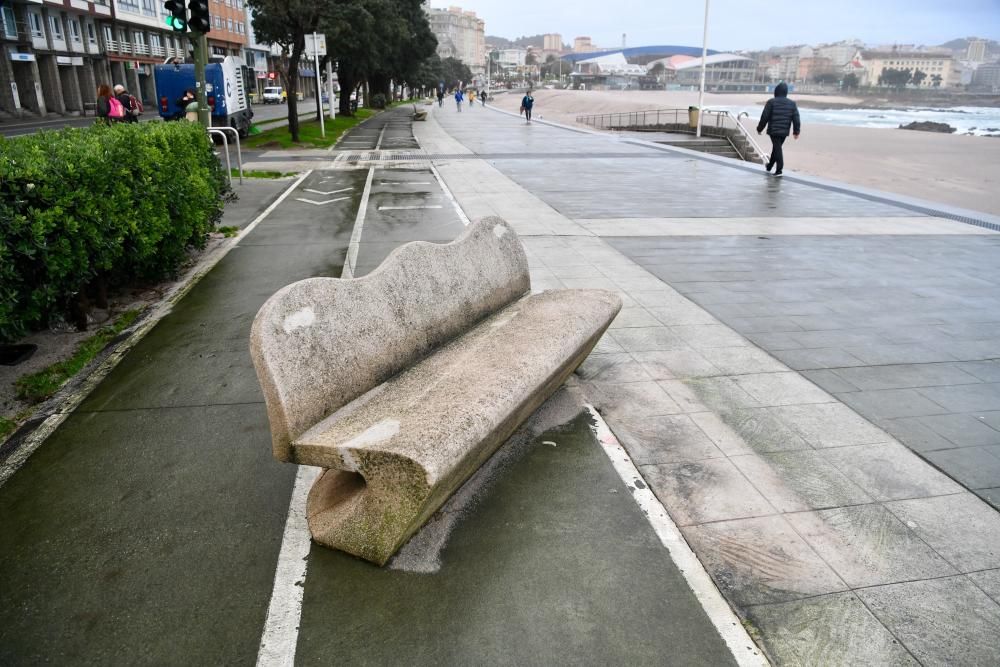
695, 0, 710, 138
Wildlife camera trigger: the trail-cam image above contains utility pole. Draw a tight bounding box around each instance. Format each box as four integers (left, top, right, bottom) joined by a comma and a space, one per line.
696, 0, 710, 138
192, 32, 209, 127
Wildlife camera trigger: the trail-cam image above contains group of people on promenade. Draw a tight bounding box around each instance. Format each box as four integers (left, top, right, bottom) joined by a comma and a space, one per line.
437, 87, 536, 125
94, 84, 143, 124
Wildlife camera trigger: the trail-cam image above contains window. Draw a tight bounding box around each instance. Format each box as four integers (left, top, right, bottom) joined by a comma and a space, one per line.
141, 0, 157, 17
150, 33, 161, 48
69, 18, 82, 42
213, 15, 222, 28
118, 0, 140, 12
103, 24, 113, 43
133, 30, 145, 46
49, 14, 64, 40
118, 27, 128, 44
227, 18, 233, 31
2, 6, 16, 38
86, 22, 97, 45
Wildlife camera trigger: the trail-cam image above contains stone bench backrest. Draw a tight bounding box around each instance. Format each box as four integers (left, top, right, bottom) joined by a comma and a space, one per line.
250, 217, 531, 462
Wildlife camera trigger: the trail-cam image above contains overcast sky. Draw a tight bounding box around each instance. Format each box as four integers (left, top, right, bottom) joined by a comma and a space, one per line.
431, 0, 1000, 51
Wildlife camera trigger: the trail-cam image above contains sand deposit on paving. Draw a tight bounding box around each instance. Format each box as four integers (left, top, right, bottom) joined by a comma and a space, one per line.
491, 90, 1000, 217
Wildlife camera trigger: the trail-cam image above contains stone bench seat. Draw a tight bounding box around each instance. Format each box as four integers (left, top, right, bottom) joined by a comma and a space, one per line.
251, 217, 621, 565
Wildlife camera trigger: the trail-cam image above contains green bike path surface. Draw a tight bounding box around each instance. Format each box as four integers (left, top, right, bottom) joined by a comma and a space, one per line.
0, 108, 738, 664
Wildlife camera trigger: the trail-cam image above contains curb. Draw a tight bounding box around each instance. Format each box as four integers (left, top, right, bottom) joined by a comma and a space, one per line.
0, 172, 311, 487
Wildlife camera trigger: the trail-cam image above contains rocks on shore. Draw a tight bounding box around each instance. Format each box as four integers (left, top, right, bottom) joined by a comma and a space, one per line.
898, 121, 956, 133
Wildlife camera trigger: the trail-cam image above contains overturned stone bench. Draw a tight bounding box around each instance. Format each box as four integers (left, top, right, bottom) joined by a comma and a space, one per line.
250, 217, 621, 565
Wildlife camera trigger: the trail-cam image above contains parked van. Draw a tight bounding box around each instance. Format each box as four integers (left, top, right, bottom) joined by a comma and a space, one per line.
262, 86, 284, 104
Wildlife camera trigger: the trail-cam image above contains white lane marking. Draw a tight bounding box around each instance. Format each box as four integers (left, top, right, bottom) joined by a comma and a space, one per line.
375, 124, 387, 150
379, 181, 431, 185
584, 405, 768, 667
295, 196, 351, 206
255, 465, 321, 667
377, 205, 443, 211
343, 167, 376, 279
429, 162, 470, 226
304, 187, 353, 195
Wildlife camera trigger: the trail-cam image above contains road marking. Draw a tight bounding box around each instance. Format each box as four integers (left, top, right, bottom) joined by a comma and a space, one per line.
295, 196, 351, 206
377, 205, 443, 211
303, 187, 353, 196
255, 465, 321, 667
375, 124, 387, 150
584, 405, 767, 667
430, 163, 471, 226
343, 167, 376, 279
379, 181, 431, 185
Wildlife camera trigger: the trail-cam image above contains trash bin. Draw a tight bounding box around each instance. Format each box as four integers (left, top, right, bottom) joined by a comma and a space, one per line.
688, 105, 699, 128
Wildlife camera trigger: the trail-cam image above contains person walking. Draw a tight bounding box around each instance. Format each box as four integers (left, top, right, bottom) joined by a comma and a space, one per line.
455, 88, 464, 112
468, 89, 476, 108
437, 88, 444, 107
114, 84, 139, 123
756, 82, 800, 176
96, 83, 126, 124
480, 90, 487, 107
520, 91, 534, 123
175, 89, 197, 121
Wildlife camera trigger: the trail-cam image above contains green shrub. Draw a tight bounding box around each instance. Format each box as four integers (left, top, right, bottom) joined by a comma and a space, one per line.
371, 93, 387, 109
0, 122, 227, 342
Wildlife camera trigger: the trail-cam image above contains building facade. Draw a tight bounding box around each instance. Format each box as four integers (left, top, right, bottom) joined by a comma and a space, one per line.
542, 33, 561, 52
966, 39, 986, 63
206, 0, 246, 58
1, 0, 114, 117
857, 51, 959, 88
427, 5, 484, 75
573, 36, 594, 53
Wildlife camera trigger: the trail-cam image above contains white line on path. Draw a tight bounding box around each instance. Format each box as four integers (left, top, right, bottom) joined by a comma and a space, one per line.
377, 205, 443, 211
255, 466, 321, 667
584, 406, 768, 667
379, 181, 431, 185
429, 163, 470, 226
375, 123, 387, 150
343, 167, 376, 279
295, 196, 351, 206
304, 187, 353, 195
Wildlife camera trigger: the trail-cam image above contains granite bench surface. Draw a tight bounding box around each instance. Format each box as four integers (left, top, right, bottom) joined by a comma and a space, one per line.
251, 217, 621, 564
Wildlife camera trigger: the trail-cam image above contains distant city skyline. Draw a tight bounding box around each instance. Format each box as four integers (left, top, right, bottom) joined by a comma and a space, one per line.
431, 0, 1000, 52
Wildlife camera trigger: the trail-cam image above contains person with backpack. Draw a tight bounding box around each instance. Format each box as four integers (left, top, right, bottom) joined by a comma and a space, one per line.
114, 84, 142, 123
96, 84, 125, 125
756, 81, 801, 177
454, 88, 464, 112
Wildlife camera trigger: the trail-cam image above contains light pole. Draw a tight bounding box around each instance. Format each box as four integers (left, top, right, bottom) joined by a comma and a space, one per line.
696, 0, 710, 138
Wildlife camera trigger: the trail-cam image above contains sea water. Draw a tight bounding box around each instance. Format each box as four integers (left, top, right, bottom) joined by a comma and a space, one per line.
718, 105, 1000, 136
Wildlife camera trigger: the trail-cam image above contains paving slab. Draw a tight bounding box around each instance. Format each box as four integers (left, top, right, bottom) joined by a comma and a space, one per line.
885, 493, 1000, 572
856, 577, 1000, 667
785, 504, 957, 587
969, 569, 1000, 605
641, 458, 776, 526
745, 592, 919, 666
730, 451, 873, 512
820, 442, 964, 501
923, 446, 1000, 490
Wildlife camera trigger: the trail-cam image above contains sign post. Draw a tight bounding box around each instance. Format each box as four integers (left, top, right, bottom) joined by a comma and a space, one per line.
307, 33, 327, 138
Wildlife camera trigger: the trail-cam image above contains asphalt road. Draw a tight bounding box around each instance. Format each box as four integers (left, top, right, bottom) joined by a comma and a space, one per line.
0, 99, 331, 138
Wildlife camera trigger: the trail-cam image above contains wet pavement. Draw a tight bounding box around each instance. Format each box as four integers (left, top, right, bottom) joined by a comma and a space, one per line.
425, 103, 1000, 665
0, 108, 743, 665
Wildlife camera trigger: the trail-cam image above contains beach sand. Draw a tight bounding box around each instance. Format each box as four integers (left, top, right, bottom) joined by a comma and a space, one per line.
491, 90, 1000, 217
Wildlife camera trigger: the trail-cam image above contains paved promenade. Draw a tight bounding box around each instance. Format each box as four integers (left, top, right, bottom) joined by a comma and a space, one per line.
2, 103, 999, 665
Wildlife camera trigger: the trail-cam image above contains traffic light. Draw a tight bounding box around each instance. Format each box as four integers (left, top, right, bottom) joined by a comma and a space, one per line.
163, 0, 186, 31
187, 0, 210, 33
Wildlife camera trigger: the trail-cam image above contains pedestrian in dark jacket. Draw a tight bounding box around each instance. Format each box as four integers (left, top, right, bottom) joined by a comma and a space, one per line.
756, 82, 800, 176
520, 92, 534, 123
96, 84, 114, 125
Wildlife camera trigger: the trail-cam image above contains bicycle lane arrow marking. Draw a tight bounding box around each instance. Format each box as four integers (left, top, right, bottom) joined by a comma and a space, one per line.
295, 196, 351, 206
303, 187, 353, 195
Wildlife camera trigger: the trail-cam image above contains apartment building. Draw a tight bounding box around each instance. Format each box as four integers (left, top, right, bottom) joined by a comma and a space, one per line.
573, 36, 595, 53
207, 0, 246, 58
857, 50, 959, 87
1, 0, 113, 116
427, 5, 484, 75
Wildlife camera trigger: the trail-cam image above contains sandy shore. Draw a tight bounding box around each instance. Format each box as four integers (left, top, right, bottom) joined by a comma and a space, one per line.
491, 90, 1000, 217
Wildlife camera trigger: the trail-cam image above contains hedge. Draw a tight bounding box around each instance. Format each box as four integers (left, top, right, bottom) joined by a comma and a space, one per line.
0, 121, 228, 342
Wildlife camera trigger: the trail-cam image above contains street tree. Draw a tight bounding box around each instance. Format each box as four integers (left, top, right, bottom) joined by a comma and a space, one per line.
842, 73, 860, 91
911, 69, 927, 87
247, 0, 323, 141
440, 57, 473, 89
931, 73, 943, 87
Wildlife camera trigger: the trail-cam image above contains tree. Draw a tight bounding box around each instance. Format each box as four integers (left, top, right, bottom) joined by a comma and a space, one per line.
842, 73, 860, 91
248, 0, 323, 141
439, 57, 472, 89
812, 72, 840, 85
878, 67, 912, 89
911, 69, 927, 87
931, 73, 943, 87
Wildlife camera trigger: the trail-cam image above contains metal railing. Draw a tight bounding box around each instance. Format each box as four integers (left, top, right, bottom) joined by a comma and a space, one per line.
576, 107, 770, 164
208, 127, 242, 184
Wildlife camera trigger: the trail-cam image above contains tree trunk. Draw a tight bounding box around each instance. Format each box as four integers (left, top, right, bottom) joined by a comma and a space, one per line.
337, 63, 355, 116
286, 38, 305, 142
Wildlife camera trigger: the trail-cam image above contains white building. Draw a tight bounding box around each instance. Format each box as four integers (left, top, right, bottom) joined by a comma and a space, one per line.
428, 5, 485, 75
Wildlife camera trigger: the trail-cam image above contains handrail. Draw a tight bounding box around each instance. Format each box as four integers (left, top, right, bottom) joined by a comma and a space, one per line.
207, 129, 233, 185
575, 106, 769, 164
210, 126, 243, 183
